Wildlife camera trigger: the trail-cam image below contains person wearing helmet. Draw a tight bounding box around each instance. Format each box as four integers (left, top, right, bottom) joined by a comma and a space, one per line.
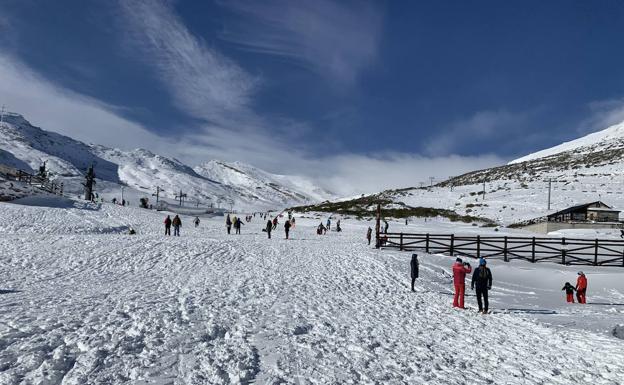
576, 272, 587, 304
471, 258, 493, 314
452, 257, 472, 308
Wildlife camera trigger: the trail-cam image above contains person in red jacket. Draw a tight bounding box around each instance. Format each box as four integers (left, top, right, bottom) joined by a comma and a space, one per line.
576, 272, 587, 304
452, 257, 472, 308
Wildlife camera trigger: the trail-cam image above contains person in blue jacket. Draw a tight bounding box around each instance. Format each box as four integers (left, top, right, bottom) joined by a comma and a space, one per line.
471, 258, 493, 314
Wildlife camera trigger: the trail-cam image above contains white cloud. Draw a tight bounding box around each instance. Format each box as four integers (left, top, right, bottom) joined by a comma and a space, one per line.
0, 54, 168, 150
578, 98, 624, 134
219, 0, 383, 85
117, 0, 259, 125
424, 109, 533, 156
293, 152, 505, 196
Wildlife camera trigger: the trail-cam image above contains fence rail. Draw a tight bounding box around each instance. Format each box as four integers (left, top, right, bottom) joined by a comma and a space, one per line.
376, 232, 624, 267
0, 165, 63, 196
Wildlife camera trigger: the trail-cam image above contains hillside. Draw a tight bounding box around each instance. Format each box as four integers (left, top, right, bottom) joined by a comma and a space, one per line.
0, 112, 332, 210
294, 119, 624, 226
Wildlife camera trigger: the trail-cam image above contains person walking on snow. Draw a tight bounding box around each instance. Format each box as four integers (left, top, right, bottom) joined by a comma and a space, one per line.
452, 258, 472, 308
266, 219, 273, 239
410, 254, 419, 292
164, 215, 172, 236
194, 216, 200, 228
172, 215, 182, 236
235, 217, 244, 234
562, 282, 576, 303
576, 272, 587, 304
226, 214, 232, 234
471, 258, 493, 314
366, 227, 372, 245
284, 219, 292, 239
326, 218, 331, 231
383, 220, 389, 234
272, 217, 278, 230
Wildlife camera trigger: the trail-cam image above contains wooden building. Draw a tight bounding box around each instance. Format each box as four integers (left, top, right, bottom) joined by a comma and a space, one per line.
547, 201, 620, 223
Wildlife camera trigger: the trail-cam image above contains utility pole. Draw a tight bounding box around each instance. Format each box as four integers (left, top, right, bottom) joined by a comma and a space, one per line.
429, 177, 435, 188
152, 186, 162, 203
419, 182, 424, 189
547, 178, 552, 211
482, 180, 486, 200
176, 190, 187, 206
121, 186, 125, 203
0, 105, 5, 126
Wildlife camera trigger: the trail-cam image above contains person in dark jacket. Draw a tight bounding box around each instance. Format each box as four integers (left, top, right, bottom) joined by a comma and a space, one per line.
562, 282, 576, 303
471, 258, 493, 313
284, 220, 292, 239
366, 227, 372, 245
172, 215, 182, 236
235, 218, 244, 234
410, 254, 419, 292
164, 215, 172, 236
266, 219, 272, 239
226, 215, 232, 234
383, 220, 389, 234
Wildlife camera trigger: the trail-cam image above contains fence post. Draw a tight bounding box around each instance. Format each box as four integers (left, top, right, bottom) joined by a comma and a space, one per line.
561, 237, 566, 265
476, 235, 481, 259
400, 233, 404, 251
450, 234, 455, 256
531, 237, 536, 263
594, 239, 599, 266
375, 203, 381, 249
503, 236, 508, 262
425, 233, 430, 253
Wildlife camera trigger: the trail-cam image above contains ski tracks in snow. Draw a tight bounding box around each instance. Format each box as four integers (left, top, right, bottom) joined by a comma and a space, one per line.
0, 203, 623, 384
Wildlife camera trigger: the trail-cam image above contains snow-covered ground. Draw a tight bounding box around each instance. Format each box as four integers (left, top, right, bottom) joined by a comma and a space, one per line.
1, 200, 623, 384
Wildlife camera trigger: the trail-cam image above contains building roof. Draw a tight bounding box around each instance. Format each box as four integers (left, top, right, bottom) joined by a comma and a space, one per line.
547, 201, 619, 218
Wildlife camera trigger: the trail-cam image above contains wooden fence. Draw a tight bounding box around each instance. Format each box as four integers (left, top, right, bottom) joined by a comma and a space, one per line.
0, 165, 63, 196
376, 232, 624, 267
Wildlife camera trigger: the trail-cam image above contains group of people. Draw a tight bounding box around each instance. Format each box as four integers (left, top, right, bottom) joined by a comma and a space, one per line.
562, 272, 588, 303
409, 253, 591, 313
225, 214, 245, 234
163, 215, 182, 236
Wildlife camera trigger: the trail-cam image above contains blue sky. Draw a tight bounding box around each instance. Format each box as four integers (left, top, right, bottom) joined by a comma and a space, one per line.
2, 1, 624, 194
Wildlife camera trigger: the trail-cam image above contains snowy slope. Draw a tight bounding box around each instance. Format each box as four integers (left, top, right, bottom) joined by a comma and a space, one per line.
0, 112, 331, 210
304, 118, 624, 226
511, 120, 624, 164
0, 200, 622, 383
194, 160, 334, 205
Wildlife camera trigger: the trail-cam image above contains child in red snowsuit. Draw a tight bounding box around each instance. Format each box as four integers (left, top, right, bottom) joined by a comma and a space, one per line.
452, 258, 472, 308
562, 282, 575, 303
576, 272, 587, 304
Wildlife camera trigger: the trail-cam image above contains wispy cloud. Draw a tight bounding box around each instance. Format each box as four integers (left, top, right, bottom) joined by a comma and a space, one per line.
219, 0, 383, 85
577, 98, 624, 134
424, 109, 537, 156
117, 0, 258, 125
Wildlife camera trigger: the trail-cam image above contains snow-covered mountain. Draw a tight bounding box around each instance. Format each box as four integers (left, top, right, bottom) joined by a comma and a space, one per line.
294, 119, 624, 226
511, 120, 624, 164
0, 112, 333, 210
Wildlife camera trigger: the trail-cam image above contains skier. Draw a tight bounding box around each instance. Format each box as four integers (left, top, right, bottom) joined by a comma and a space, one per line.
284, 219, 292, 239
266, 219, 273, 239
452, 258, 472, 308
291, 217, 296, 228
226, 214, 232, 234
164, 215, 172, 236
471, 258, 493, 314
317, 223, 326, 235
326, 218, 331, 231
410, 254, 419, 292
383, 220, 389, 234
172, 215, 182, 236
576, 272, 587, 304
194, 216, 200, 228
366, 227, 372, 245
235, 217, 244, 234
562, 282, 576, 303
272, 217, 278, 230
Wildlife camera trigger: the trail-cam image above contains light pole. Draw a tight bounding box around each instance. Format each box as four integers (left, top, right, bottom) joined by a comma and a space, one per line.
121, 186, 124, 203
